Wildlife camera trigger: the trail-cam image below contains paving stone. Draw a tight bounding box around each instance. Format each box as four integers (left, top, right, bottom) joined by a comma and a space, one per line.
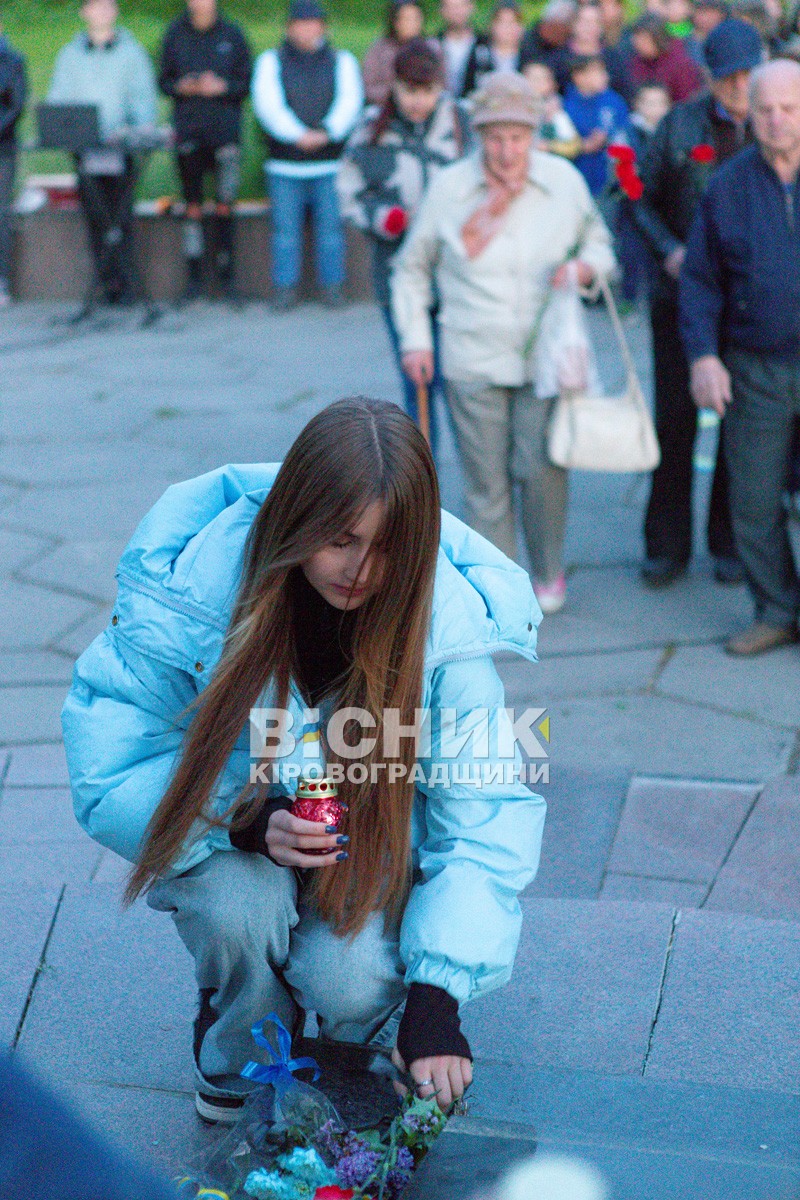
546, 694, 791, 781
0, 840, 103, 885
0, 478, 179, 542
536, 566, 752, 656
63, 1080, 218, 1179
657, 642, 800, 729
467, 1064, 800, 1166
0, 578, 94, 650
19, 884, 197, 1092
645, 909, 800, 1092
92, 849, 133, 885
0, 684, 69, 743
706, 778, 800, 919
0, 884, 61, 1045
3, 741, 70, 786
0, 526, 52, 574
526, 766, 629, 899
0, 650, 74, 685
403, 1123, 539, 1200
0, 394, 149, 443
0, 787, 82, 843
536, 1135, 800, 1200
462, 897, 674, 1076
20, 539, 128, 603
497, 648, 663, 704
606, 777, 759, 883
0, 441, 195, 487
599, 874, 707, 906
53, 603, 112, 658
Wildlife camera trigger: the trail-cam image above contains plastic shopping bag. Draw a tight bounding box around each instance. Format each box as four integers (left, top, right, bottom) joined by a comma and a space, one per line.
532, 261, 601, 400
177, 1015, 343, 1199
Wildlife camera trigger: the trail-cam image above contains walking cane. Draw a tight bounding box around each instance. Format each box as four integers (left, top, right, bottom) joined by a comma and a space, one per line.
416, 381, 431, 446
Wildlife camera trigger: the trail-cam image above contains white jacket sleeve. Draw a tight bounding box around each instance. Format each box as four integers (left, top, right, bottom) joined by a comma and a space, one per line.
389, 172, 444, 354
323, 50, 364, 142
251, 49, 307, 141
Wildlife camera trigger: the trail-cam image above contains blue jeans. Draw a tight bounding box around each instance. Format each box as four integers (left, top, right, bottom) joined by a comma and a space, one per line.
148, 850, 407, 1098
381, 304, 445, 457
267, 171, 345, 290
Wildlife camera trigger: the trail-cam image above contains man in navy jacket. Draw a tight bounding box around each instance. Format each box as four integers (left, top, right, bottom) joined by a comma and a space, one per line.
680, 58, 800, 655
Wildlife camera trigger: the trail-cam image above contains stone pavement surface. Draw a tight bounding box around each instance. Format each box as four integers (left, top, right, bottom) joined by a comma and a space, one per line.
1, 298, 799, 1198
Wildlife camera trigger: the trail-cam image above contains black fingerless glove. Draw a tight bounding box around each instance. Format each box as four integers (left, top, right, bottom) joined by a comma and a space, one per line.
396, 983, 473, 1066
228, 797, 293, 861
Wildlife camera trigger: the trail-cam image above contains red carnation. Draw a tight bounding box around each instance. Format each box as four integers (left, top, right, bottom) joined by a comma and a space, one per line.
690, 143, 716, 164
315, 1189, 355, 1200
607, 143, 636, 164
616, 161, 644, 201
383, 205, 408, 237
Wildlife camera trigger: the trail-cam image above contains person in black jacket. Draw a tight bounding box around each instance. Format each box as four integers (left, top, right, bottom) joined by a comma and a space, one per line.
160, 0, 251, 300
681, 58, 800, 656
0, 23, 26, 306
633, 16, 763, 588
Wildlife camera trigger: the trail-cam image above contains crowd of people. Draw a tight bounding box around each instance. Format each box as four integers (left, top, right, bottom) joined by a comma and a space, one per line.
1, 0, 799, 649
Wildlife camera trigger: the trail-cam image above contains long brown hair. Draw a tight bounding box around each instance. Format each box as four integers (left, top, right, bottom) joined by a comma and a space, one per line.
124, 398, 441, 935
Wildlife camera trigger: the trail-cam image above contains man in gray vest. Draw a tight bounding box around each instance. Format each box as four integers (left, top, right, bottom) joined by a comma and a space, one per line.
251, 0, 363, 310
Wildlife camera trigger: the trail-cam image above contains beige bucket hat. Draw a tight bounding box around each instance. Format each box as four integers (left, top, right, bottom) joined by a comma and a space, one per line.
471, 72, 541, 129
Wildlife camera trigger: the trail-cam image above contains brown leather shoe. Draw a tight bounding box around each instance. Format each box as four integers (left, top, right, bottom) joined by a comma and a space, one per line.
725, 621, 798, 656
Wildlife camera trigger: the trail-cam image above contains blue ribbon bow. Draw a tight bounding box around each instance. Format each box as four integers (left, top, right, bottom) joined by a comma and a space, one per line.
240, 1013, 321, 1090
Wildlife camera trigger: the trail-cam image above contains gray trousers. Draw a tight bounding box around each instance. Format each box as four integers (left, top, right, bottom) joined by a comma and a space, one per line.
445, 380, 568, 583
0, 154, 15, 286
148, 850, 407, 1098
724, 349, 800, 628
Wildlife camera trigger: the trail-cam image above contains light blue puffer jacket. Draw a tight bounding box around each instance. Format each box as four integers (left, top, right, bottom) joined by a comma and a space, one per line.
61, 464, 547, 1006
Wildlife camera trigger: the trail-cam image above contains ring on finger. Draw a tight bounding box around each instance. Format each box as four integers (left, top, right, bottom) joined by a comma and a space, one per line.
415, 1079, 434, 1090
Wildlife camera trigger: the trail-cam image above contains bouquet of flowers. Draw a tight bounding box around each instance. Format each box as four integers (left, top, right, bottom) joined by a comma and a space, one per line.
176, 1015, 449, 1200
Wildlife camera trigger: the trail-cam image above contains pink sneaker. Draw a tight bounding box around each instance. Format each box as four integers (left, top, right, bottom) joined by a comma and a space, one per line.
534, 572, 566, 615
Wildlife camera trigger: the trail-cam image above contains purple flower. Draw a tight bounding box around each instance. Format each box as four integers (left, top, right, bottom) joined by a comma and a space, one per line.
386, 1147, 414, 1197
335, 1145, 382, 1190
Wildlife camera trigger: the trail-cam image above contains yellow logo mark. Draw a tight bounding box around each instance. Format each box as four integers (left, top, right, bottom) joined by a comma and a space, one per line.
537, 715, 550, 743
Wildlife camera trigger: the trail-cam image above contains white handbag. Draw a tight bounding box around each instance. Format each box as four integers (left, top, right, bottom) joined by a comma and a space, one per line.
546, 276, 661, 473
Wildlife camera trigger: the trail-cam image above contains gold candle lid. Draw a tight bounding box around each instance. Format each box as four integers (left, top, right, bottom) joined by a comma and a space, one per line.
295, 775, 338, 799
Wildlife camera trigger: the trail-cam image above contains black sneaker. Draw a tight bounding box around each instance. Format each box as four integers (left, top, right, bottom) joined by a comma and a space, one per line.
713, 556, 745, 585
641, 557, 688, 588
195, 1090, 246, 1125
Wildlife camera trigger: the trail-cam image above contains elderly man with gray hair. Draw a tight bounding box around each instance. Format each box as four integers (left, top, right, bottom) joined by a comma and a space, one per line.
681, 58, 800, 655
391, 72, 615, 615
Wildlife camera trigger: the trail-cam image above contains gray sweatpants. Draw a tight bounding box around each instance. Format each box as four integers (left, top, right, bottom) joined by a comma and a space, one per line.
148, 850, 407, 1098
445, 379, 568, 584
724, 348, 800, 628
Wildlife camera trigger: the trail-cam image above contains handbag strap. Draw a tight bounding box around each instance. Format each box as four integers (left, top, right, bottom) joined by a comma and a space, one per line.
595, 274, 648, 414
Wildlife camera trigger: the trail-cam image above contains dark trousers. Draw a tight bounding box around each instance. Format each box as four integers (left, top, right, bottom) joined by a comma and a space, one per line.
644, 297, 736, 563
724, 348, 800, 627
0, 152, 15, 284
76, 160, 137, 299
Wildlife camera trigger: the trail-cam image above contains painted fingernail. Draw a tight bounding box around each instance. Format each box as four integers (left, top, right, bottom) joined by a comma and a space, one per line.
325, 825, 338, 833
336, 851, 349, 861
336, 834, 350, 844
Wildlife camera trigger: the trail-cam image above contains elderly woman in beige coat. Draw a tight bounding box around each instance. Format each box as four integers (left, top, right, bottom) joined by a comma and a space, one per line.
391, 71, 615, 613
